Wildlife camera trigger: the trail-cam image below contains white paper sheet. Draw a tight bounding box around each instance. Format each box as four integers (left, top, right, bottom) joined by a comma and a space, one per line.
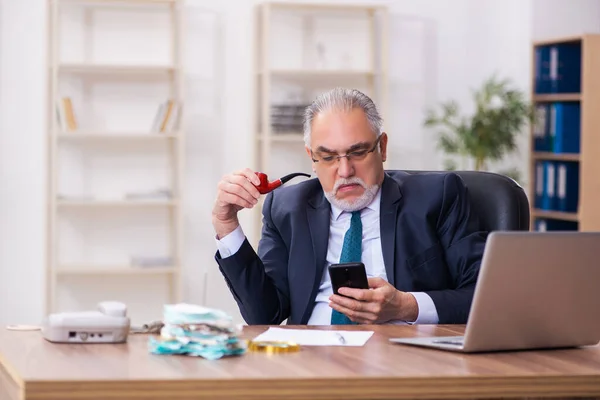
251, 328, 374, 346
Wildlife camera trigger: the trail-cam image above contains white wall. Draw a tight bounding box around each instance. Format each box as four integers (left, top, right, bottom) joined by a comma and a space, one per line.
0, 0, 589, 326
0, 0, 48, 326
532, 0, 600, 40
464, 0, 534, 182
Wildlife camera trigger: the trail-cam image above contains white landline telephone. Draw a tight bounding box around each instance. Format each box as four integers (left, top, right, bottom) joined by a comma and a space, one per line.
41, 301, 131, 343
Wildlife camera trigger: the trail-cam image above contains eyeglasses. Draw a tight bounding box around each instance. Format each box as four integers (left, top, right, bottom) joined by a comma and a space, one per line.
311, 136, 382, 166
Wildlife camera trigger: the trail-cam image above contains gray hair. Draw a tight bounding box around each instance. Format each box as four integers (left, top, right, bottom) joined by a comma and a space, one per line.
302, 87, 383, 147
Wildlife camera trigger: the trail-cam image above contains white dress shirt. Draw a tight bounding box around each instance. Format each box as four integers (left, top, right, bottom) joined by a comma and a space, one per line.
215, 188, 440, 325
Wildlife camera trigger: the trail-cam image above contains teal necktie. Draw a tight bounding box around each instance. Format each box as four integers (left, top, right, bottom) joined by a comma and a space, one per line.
331, 210, 362, 325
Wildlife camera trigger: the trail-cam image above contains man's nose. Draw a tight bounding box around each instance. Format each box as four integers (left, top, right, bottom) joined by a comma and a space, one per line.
336, 157, 354, 178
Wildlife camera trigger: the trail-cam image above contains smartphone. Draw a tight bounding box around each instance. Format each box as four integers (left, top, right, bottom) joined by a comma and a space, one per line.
328, 262, 369, 296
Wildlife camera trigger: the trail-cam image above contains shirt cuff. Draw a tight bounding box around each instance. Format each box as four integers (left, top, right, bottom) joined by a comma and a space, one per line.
215, 225, 246, 258
406, 292, 439, 325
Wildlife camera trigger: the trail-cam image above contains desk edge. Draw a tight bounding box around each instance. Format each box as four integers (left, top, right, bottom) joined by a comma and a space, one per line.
22, 374, 600, 399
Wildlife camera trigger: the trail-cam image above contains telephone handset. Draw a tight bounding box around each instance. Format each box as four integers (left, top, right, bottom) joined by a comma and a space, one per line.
42, 301, 131, 343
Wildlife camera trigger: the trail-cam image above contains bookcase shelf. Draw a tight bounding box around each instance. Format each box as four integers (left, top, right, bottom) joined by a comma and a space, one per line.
531, 209, 579, 223
532, 152, 581, 162
60, 0, 178, 4
252, 1, 389, 244
532, 93, 581, 102
533, 35, 584, 47
529, 34, 600, 232
57, 200, 178, 207
47, 0, 184, 322
263, 2, 383, 11
265, 69, 376, 78
57, 63, 176, 75
56, 266, 178, 275
56, 132, 180, 140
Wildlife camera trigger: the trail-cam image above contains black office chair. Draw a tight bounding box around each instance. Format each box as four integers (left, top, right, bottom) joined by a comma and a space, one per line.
400, 170, 530, 232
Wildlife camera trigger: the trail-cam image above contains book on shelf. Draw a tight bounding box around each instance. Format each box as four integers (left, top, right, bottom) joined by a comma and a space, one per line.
534, 40, 581, 94
534, 160, 579, 214
130, 256, 174, 268
56, 97, 78, 132
54, 97, 182, 135
151, 99, 182, 134
124, 188, 172, 200
532, 38, 583, 230
533, 102, 580, 153
270, 103, 309, 134
534, 218, 578, 231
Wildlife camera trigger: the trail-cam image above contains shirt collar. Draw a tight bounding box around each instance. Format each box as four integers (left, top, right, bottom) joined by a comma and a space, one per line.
330, 186, 381, 221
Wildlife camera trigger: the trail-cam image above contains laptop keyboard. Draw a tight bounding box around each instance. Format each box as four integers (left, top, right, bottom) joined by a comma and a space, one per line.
432, 339, 464, 346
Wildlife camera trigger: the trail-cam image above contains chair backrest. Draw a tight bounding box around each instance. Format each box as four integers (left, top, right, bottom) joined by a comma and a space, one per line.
398, 170, 530, 232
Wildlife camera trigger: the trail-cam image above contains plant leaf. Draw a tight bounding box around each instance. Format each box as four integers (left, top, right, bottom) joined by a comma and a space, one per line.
424, 74, 533, 171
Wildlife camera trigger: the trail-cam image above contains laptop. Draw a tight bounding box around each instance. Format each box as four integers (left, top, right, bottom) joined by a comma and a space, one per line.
390, 231, 600, 353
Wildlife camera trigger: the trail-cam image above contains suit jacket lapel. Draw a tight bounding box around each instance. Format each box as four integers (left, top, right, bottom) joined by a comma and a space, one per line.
301, 191, 331, 323
380, 174, 402, 287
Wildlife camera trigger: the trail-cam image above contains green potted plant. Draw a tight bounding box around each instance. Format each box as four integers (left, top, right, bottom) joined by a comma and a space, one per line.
423, 74, 535, 183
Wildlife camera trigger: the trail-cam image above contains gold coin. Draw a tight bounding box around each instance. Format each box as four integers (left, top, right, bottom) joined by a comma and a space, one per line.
247, 340, 300, 353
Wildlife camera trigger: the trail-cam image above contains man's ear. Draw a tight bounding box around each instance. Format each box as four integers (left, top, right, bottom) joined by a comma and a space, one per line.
379, 132, 388, 162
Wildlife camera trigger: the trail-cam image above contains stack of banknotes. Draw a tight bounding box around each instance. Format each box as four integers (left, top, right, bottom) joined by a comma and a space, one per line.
148, 303, 246, 360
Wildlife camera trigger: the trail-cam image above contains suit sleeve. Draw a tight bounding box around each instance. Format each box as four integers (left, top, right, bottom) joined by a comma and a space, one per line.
425, 173, 487, 324
214, 191, 290, 325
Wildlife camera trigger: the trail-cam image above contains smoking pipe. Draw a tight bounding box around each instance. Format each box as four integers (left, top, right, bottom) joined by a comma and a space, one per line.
254, 172, 311, 194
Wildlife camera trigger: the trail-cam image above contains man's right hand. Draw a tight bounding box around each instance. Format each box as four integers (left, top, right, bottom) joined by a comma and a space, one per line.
212, 168, 261, 239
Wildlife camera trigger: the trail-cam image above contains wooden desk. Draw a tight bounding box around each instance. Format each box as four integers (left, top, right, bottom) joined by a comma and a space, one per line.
1, 324, 600, 399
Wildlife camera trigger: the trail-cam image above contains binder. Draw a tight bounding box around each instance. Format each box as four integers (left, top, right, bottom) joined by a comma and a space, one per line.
534, 218, 578, 231
534, 45, 551, 94
549, 42, 582, 94
535, 219, 546, 231
541, 161, 556, 210
534, 161, 544, 209
547, 104, 556, 151
552, 102, 581, 153
556, 161, 579, 212
533, 104, 549, 151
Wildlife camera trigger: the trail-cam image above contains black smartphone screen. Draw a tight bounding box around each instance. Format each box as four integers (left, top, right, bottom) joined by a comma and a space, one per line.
328, 262, 369, 296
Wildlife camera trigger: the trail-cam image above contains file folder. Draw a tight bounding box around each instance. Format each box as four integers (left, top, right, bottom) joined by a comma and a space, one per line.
556, 162, 579, 212
535, 218, 578, 231
541, 161, 556, 210
547, 104, 556, 151
533, 104, 549, 151
534, 45, 551, 94
552, 102, 580, 153
534, 161, 544, 209
549, 42, 582, 94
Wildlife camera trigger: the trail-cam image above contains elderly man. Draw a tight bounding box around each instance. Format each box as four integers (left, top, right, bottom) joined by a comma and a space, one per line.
212, 88, 487, 325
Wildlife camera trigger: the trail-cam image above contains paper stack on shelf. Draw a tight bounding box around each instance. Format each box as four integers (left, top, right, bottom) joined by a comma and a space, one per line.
124, 188, 172, 201
270, 103, 309, 133
148, 303, 246, 360
129, 256, 174, 268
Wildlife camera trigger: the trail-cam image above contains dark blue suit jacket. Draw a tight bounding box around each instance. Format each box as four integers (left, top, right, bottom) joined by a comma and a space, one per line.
215, 170, 488, 325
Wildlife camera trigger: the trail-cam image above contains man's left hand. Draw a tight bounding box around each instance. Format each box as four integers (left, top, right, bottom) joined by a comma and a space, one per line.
329, 277, 418, 324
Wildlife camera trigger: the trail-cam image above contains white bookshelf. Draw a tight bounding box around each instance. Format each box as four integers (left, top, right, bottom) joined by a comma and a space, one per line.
57, 132, 180, 140
252, 2, 389, 244
56, 199, 178, 207
265, 69, 376, 78
47, 0, 184, 324
58, 63, 176, 74
56, 266, 177, 275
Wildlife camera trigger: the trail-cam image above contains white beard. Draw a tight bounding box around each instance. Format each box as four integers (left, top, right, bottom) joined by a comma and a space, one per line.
324, 177, 380, 212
